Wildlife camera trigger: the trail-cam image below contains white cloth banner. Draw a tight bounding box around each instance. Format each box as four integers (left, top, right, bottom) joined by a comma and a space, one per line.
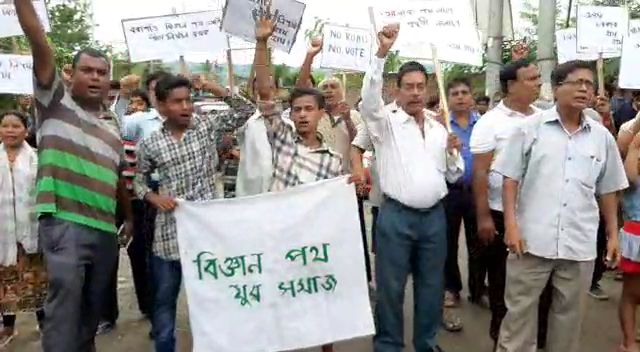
576, 5, 626, 54
0, 54, 32, 95
221, 0, 306, 54
320, 24, 372, 72
175, 177, 375, 352
121, 11, 227, 63
555, 28, 620, 64
0, 1, 50, 39
618, 20, 640, 89
369, 1, 483, 66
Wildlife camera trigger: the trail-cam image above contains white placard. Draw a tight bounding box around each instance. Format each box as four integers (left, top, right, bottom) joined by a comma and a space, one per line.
175, 177, 374, 352
0, 1, 50, 39
0, 54, 32, 95
122, 11, 227, 63
618, 20, 640, 89
555, 28, 620, 64
320, 24, 372, 72
576, 5, 626, 54
369, 1, 483, 66
221, 0, 306, 53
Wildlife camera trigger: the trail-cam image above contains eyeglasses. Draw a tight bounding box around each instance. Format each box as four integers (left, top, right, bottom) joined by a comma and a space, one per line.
559, 79, 596, 91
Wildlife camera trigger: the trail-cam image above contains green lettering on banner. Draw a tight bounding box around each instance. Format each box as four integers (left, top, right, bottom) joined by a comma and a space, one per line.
285, 243, 330, 266
230, 284, 262, 307
278, 274, 338, 298
193, 252, 263, 280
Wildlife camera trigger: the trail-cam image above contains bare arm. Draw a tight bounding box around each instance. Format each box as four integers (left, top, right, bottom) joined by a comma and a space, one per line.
117, 177, 134, 225
618, 120, 640, 158
15, 0, 55, 87
473, 152, 494, 220
624, 139, 640, 183
599, 193, 619, 242
296, 37, 322, 89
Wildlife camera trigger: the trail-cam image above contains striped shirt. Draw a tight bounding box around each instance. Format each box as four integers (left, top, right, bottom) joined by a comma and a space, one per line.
34, 73, 124, 234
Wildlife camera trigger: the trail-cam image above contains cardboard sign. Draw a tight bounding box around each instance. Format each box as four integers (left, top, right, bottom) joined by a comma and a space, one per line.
555, 28, 620, 64
576, 5, 626, 54
618, 20, 640, 89
320, 24, 372, 72
175, 177, 375, 352
369, 1, 483, 66
122, 11, 227, 63
0, 1, 49, 39
0, 54, 32, 95
221, 0, 306, 53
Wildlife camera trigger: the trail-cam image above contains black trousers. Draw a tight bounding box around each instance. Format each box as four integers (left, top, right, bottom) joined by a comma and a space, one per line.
443, 187, 487, 300
487, 210, 509, 341
357, 197, 372, 283
127, 199, 151, 316
592, 217, 607, 288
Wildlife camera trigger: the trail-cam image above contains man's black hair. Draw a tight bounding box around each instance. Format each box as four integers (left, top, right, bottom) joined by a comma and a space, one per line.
475, 95, 490, 104
72, 48, 110, 69
397, 61, 428, 87
109, 80, 121, 90
288, 87, 325, 110
551, 60, 594, 87
154, 75, 192, 103
145, 71, 170, 91
130, 89, 151, 108
0, 110, 29, 128
499, 59, 533, 94
446, 77, 472, 95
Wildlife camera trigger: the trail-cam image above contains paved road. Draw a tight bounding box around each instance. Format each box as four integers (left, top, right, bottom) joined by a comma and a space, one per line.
8, 209, 623, 352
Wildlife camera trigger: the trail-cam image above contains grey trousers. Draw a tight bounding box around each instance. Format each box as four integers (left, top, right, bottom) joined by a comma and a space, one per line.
39, 216, 118, 352
497, 253, 594, 352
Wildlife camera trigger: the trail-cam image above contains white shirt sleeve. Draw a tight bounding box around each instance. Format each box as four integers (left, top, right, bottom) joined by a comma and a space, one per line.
470, 114, 497, 154
360, 57, 389, 140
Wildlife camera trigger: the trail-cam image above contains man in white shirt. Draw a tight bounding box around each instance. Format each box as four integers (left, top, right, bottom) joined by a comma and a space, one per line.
361, 24, 463, 352
495, 60, 627, 352
469, 58, 542, 346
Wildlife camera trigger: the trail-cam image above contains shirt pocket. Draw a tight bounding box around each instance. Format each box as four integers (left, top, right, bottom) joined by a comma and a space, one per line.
568, 150, 602, 190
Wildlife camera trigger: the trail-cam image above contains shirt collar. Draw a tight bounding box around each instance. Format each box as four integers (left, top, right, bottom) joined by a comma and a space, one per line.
542, 107, 592, 131
294, 132, 332, 153
450, 111, 480, 128
161, 114, 198, 133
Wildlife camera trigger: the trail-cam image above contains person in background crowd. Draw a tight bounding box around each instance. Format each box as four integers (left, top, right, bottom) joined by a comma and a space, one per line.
127, 89, 151, 115
470, 58, 541, 347
442, 78, 482, 332
475, 95, 490, 115
495, 60, 627, 352
363, 24, 463, 352
253, 13, 343, 352
135, 74, 226, 352
14, 2, 134, 351
107, 80, 120, 110
113, 74, 141, 119
612, 84, 637, 128
122, 72, 168, 142
0, 111, 46, 348
16, 94, 37, 147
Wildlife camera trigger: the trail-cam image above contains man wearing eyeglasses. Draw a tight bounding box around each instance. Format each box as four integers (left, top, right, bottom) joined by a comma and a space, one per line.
493, 60, 628, 352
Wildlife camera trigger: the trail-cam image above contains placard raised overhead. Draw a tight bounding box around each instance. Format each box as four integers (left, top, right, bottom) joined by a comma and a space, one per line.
320, 24, 372, 72
618, 20, 640, 89
369, 1, 483, 66
576, 5, 626, 54
0, 1, 50, 39
221, 0, 306, 53
122, 11, 227, 63
0, 54, 33, 95
555, 28, 620, 64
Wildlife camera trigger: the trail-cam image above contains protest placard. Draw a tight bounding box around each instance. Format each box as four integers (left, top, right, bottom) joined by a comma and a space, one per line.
576, 5, 626, 54
122, 11, 227, 63
618, 20, 640, 89
369, 0, 483, 66
319, 24, 372, 72
175, 177, 375, 352
0, 54, 32, 95
221, 0, 306, 53
555, 28, 620, 64
0, 1, 50, 39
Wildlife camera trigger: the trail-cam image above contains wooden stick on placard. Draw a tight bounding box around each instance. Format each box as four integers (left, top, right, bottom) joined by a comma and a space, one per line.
597, 52, 605, 96
430, 44, 451, 133
226, 35, 235, 97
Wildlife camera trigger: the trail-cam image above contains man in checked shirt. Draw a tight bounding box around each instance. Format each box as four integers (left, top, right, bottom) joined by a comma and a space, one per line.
252, 11, 343, 352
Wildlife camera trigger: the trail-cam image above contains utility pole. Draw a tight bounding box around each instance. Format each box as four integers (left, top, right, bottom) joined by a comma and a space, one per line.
537, 0, 557, 102
485, 0, 504, 104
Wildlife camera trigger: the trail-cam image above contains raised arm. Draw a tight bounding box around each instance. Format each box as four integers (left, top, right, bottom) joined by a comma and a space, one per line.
296, 37, 322, 88
14, 0, 55, 87
254, 5, 275, 102
361, 24, 399, 137
625, 133, 640, 183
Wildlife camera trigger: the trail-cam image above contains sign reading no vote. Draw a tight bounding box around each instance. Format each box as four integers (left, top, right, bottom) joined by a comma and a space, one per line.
121, 11, 227, 63
0, 1, 50, 39
175, 177, 374, 352
0, 54, 33, 95
320, 24, 372, 72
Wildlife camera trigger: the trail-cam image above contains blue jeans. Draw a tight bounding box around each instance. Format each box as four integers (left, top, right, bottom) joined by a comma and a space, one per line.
373, 198, 447, 352
150, 255, 182, 352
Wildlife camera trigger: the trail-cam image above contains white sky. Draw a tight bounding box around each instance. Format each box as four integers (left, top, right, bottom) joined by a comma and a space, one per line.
88, 0, 570, 65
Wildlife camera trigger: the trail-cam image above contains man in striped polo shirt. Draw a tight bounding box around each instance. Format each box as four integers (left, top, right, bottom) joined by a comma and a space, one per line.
15, 1, 133, 351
